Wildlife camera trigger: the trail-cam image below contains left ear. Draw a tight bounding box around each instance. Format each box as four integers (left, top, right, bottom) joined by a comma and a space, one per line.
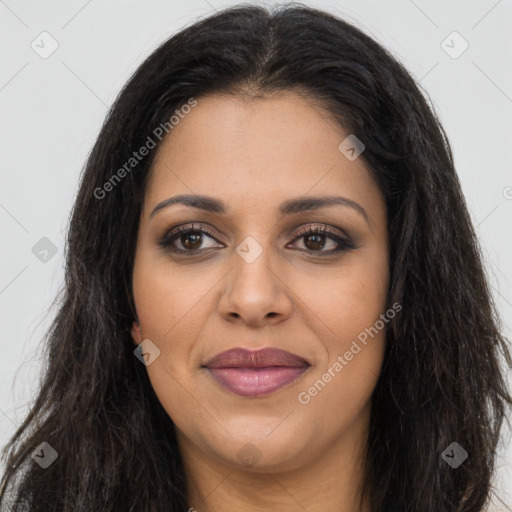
131, 321, 142, 346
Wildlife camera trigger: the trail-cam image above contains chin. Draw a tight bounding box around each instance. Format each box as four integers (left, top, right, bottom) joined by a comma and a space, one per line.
209, 425, 312, 473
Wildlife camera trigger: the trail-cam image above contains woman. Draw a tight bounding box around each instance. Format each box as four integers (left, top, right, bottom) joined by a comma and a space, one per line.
1, 3, 511, 511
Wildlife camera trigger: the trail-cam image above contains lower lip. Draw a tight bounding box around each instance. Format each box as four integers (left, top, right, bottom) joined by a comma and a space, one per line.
207, 366, 309, 397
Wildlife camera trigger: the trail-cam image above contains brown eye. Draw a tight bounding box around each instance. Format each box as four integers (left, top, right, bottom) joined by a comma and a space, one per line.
157, 223, 355, 256
288, 225, 355, 254
157, 224, 223, 253
179, 231, 203, 250
303, 233, 327, 251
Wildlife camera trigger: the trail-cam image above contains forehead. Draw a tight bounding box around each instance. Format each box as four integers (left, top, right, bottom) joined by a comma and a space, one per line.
144, 91, 383, 221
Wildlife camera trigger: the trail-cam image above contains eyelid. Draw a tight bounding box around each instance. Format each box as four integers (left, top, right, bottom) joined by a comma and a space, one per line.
157, 223, 222, 249
287, 223, 356, 252
157, 221, 356, 253
292, 223, 350, 241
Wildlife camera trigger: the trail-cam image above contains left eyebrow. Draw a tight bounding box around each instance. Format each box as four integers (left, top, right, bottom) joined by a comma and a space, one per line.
149, 193, 369, 226
279, 196, 369, 225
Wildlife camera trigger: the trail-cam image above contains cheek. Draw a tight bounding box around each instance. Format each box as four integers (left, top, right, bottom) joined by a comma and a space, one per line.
131, 251, 224, 399
131, 259, 188, 391
132, 254, 210, 346
291, 248, 389, 411
294, 248, 389, 353
297, 339, 384, 445
131, 260, 206, 422
296, 272, 388, 431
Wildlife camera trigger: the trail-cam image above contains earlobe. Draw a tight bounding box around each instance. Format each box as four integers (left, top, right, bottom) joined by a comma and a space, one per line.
131, 321, 141, 346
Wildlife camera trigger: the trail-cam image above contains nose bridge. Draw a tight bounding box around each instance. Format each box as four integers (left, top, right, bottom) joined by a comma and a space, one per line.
232, 233, 278, 296
220, 231, 292, 324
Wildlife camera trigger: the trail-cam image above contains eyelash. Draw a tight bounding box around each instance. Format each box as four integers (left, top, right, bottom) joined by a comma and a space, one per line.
157, 223, 355, 256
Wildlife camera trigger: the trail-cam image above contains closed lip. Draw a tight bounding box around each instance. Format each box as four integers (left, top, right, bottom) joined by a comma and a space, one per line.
204, 347, 310, 369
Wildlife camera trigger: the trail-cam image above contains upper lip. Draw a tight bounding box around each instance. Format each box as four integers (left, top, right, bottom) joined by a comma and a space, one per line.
204, 347, 310, 369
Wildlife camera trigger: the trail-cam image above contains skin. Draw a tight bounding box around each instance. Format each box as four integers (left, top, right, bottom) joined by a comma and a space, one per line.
130, 91, 389, 512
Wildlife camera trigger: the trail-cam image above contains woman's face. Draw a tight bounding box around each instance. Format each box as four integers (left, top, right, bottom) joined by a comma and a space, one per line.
131, 91, 389, 474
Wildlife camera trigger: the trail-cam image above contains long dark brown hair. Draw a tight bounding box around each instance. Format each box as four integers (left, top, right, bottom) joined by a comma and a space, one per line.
1, 3, 511, 511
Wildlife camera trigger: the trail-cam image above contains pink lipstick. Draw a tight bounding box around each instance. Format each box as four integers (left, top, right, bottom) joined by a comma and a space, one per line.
204, 347, 310, 397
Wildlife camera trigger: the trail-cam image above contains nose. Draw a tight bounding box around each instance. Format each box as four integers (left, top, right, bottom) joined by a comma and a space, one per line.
218, 243, 293, 328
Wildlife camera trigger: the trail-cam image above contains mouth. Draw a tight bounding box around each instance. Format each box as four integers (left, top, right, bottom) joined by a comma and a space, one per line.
203, 347, 310, 397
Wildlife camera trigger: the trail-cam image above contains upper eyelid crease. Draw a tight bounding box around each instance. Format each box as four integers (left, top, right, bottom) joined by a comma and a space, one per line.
157, 223, 356, 253
159, 221, 348, 241
149, 193, 370, 227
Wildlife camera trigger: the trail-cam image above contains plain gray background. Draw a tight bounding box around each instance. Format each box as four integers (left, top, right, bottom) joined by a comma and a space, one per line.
1, 0, 511, 508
